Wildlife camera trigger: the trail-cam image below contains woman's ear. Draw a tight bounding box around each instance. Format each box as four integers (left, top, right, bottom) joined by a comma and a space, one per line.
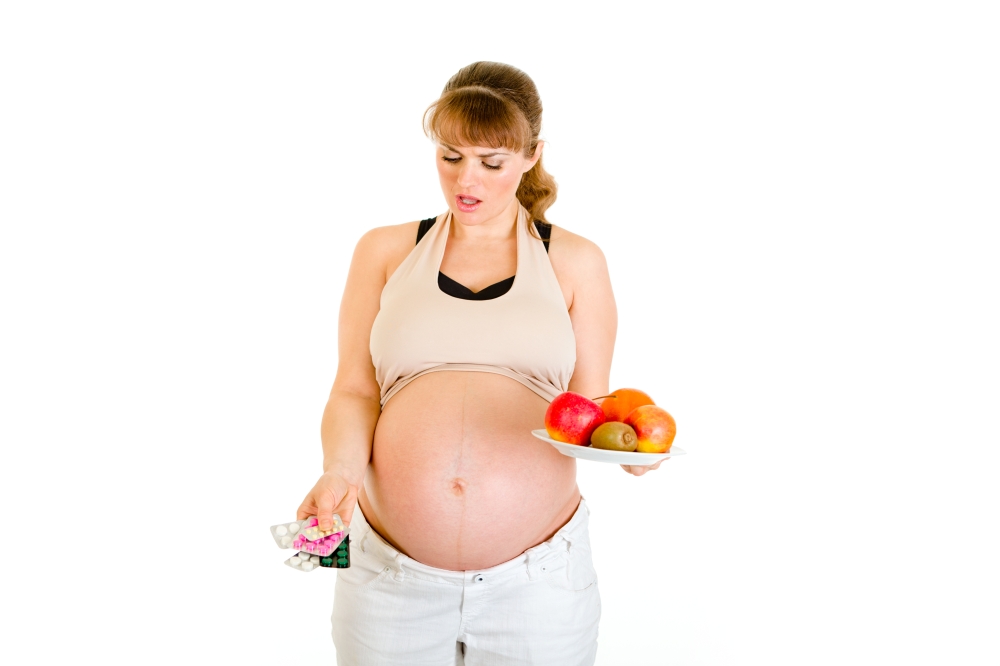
524, 140, 544, 173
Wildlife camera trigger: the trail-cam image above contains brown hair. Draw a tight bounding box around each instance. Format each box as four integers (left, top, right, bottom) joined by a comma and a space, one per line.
423, 62, 558, 227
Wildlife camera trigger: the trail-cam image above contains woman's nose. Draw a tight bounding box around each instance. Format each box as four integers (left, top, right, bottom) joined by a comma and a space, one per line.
456, 162, 478, 188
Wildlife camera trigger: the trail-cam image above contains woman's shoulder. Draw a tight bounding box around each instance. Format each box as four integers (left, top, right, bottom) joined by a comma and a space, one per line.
356, 219, 422, 251
353, 220, 424, 282
547, 224, 609, 274
545, 224, 612, 310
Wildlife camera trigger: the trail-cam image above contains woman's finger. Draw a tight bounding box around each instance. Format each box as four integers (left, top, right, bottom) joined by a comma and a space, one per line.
296, 499, 318, 522
317, 485, 339, 532
332, 483, 359, 528
620, 457, 671, 476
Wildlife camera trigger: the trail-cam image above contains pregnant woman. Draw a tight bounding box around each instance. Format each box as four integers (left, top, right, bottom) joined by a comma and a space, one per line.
297, 61, 663, 665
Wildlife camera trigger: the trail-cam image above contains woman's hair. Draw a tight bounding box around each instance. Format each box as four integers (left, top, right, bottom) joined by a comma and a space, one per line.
423, 62, 558, 226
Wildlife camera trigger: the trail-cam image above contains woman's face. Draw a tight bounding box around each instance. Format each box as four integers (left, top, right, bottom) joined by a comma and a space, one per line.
436, 142, 540, 227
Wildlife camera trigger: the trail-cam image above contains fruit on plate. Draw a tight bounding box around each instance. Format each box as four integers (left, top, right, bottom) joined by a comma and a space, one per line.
624, 405, 677, 453
600, 388, 655, 422
590, 422, 638, 452
545, 392, 606, 445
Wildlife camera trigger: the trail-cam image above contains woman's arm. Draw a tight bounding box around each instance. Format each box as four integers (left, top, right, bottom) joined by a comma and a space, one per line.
297, 224, 415, 530
549, 227, 663, 476
548, 230, 617, 401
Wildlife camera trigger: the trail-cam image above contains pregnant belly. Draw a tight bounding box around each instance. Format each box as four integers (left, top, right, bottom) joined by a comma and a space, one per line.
359, 371, 580, 571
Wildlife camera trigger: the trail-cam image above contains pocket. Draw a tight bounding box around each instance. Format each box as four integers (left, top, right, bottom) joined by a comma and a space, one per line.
334, 535, 393, 589
543, 549, 599, 593
337, 563, 391, 589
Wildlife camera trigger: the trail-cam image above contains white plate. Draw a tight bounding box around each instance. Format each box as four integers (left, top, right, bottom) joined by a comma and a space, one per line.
531, 429, 686, 465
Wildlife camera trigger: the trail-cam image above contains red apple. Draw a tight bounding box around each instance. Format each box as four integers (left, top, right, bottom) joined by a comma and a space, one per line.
545, 392, 606, 445
624, 405, 676, 453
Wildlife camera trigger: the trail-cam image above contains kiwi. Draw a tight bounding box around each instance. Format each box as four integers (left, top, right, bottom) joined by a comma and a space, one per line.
590, 422, 638, 452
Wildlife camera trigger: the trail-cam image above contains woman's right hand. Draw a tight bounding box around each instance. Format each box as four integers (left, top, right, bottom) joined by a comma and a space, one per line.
297, 470, 359, 532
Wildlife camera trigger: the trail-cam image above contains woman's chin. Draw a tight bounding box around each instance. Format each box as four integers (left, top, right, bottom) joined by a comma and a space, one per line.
451, 207, 486, 225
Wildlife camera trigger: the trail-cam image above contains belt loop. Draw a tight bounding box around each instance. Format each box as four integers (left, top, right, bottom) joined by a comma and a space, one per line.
525, 547, 543, 581
392, 552, 406, 581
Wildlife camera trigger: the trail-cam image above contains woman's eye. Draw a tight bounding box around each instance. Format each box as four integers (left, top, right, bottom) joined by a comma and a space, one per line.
483, 163, 502, 170
442, 156, 461, 163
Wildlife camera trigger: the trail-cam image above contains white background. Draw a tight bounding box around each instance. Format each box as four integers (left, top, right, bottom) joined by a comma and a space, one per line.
1, 1, 998, 664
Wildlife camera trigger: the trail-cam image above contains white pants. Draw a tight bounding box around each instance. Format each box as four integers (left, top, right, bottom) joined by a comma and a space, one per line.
331, 499, 601, 666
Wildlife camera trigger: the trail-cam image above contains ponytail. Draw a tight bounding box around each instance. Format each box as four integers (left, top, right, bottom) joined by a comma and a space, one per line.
517, 153, 557, 227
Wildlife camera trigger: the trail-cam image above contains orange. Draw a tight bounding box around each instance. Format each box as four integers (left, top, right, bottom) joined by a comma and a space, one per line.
600, 388, 655, 422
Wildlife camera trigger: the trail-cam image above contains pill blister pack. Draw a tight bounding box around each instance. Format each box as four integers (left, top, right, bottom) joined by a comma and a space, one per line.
283, 535, 352, 572
285, 551, 323, 572
326, 535, 351, 568
293, 531, 345, 557
270, 519, 307, 548
270, 514, 350, 570
299, 516, 345, 541
269, 514, 345, 549
285, 553, 319, 571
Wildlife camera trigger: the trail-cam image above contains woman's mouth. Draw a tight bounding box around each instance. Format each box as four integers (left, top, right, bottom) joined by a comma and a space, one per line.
456, 195, 482, 212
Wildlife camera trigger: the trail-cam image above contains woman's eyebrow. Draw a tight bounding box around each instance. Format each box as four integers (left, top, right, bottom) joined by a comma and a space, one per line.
441, 143, 509, 158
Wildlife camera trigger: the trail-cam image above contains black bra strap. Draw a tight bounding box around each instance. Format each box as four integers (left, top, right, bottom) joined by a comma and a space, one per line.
534, 220, 551, 253
416, 217, 436, 244
416, 216, 550, 253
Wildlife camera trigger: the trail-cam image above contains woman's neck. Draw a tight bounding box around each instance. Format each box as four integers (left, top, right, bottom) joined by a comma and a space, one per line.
450, 198, 520, 242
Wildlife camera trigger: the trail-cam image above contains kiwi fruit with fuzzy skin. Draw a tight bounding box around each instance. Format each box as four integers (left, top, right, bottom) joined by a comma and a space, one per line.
589, 422, 638, 452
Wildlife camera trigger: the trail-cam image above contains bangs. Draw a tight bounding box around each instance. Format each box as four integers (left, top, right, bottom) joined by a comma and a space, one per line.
424, 86, 531, 154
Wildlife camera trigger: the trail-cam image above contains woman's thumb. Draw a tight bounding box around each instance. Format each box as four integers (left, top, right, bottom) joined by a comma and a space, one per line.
317, 488, 339, 532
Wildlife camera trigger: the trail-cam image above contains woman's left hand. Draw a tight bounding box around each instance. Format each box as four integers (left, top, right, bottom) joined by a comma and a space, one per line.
620, 459, 668, 476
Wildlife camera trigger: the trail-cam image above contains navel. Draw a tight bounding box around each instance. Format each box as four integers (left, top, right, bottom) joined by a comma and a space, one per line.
449, 478, 468, 496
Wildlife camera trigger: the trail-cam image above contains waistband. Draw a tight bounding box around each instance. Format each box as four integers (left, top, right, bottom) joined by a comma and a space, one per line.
380, 363, 561, 407
350, 498, 591, 586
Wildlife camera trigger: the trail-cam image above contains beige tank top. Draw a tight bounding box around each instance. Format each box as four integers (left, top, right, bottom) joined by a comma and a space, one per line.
370, 204, 576, 407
